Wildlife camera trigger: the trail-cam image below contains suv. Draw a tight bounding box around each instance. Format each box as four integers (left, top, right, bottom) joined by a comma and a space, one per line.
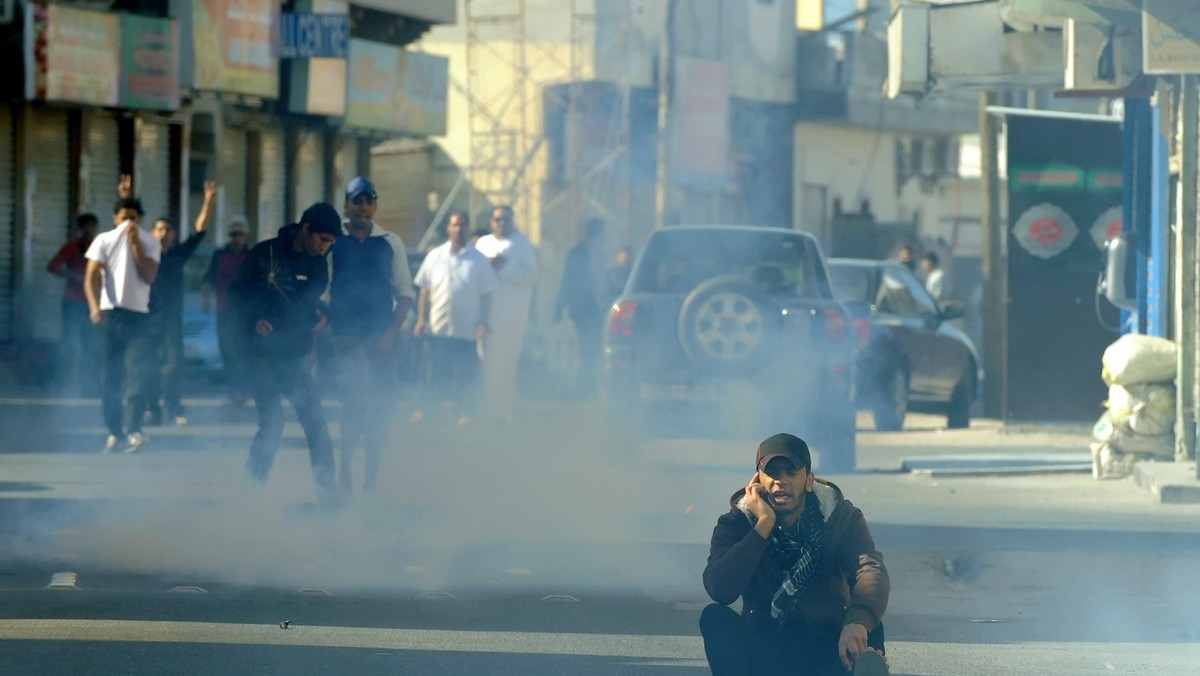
601, 226, 858, 472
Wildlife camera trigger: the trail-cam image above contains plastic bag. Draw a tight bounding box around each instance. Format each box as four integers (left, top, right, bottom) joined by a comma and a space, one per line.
1107, 383, 1176, 437
1101, 334, 1177, 386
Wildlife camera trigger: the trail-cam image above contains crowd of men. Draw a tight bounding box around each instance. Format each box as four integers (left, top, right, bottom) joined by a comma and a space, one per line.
47, 175, 634, 505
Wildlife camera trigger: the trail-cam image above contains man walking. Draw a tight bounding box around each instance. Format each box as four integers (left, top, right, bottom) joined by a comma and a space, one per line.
474, 205, 538, 420
144, 180, 216, 426
329, 176, 416, 494
47, 212, 100, 394
84, 179, 161, 453
412, 211, 496, 424
201, 216, 252, 408
554, 217, 609, 398
228, 203, 342, 507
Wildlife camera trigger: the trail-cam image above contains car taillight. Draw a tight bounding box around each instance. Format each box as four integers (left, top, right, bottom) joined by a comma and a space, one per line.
853, 317, 870, 351
823, 306, 847, 343
609, 300, 637, 338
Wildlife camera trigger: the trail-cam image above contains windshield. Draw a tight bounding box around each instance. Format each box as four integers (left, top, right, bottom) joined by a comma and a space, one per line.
829, 264, 873, 303
631, 230, 823, 298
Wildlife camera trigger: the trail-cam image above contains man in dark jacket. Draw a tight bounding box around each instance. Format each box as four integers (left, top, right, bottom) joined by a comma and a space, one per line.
554, 217, 608, 398
228, 203, 341, 507
701, 433, 890, 676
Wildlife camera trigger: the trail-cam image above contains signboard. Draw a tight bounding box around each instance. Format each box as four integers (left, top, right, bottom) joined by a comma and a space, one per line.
1011, 203, 1078, 260
281, 13, 349, 58
288, 57, 347, 116
1143, 0, 1200, 74
189, 0, 279, 98
25, 4, 119, 106
673, 57, 729, 186
120, 15, 180, 110
346, 40, 447, 135
1089, 205, 1123, 251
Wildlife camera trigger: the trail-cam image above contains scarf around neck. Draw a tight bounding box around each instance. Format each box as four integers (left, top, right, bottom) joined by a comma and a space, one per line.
762, 490, 829, 625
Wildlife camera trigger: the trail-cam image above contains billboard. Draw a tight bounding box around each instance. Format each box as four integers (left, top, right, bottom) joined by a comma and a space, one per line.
120, 15, 180, 110
346, 40, 447, 135
188, 0, 279, 98
285, 0, 348, 116
25, 4, 120, 106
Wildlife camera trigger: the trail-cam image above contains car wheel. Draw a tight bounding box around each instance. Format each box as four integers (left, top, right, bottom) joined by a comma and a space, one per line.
947, 373, 972, 429
872, 369, 908, 432
677, 275, 780, 376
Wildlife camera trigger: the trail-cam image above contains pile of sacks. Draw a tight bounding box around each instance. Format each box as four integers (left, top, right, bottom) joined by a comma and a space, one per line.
1092, 334, 1178, 479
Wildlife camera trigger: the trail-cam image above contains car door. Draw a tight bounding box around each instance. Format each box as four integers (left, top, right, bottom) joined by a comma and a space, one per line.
874, 267, 934, 396
898, 267, 965, 401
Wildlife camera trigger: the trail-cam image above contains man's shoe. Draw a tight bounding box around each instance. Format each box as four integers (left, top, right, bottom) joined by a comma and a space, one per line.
853, 650, 889, 676
173, 414, 188, 426
124, 432, 147, 454
102, 435, 119, 454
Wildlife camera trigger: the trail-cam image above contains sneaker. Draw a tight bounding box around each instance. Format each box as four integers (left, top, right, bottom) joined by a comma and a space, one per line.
173, 414, 189, 426
102, 435, 119, 454
124, 432, 147, 454
853, 649, 889, 676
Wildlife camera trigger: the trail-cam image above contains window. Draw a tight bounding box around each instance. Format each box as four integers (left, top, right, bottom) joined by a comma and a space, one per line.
876, 270, 916, 315
633, 231, 821, 298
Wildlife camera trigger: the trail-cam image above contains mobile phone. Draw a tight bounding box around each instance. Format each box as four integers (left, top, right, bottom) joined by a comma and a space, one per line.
754, 485, 777, 506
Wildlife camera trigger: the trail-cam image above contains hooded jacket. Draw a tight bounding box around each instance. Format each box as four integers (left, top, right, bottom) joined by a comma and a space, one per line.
702, 478, 889, 637
227, 223, 331, 360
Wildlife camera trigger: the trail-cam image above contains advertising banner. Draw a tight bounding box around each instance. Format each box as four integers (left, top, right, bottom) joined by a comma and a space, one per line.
121, 15, 180, 110
346, 40, 447, 135
189, 0, 279, 98
26, 4, 120, 106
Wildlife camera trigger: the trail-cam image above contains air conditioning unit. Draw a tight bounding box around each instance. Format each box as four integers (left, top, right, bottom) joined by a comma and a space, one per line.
1064, 19, 1142, 91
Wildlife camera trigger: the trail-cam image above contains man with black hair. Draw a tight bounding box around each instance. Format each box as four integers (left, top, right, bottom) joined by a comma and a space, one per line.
48, 212, 101, 393
84, 176, 162, 454
701, 433, 890, 675
228, 203, 342, 507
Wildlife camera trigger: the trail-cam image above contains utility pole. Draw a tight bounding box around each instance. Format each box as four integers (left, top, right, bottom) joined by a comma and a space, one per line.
653, 0, 674, 230
979, 91, 1006, 420
1178, 76, 1199, 465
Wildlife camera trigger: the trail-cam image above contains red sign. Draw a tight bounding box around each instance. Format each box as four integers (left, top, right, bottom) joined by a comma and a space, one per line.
1013, 203, 1078, 259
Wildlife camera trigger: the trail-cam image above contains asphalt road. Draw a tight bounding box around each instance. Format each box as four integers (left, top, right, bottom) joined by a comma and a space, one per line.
2, 397, 1200, 674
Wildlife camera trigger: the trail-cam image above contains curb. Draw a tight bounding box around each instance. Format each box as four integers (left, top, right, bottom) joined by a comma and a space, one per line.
1132, 461, 1200, 504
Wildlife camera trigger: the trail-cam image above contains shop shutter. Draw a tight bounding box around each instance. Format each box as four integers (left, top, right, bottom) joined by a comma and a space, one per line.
81, 111, 121, 222
257, 128, 285, 240
332, 133, 358, 202
219, 125, 248, 233
372, 146, 431, 246
28, 109, 71, 342
293, 129, 324, 220
135, 118, 172, 224
0, 106, 14, 342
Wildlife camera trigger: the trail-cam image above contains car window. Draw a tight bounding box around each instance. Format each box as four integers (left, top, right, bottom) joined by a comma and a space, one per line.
632, 231, 821, 298
829, 265, 872, 303
899, 266, 940, 316
876, 270, 916, 315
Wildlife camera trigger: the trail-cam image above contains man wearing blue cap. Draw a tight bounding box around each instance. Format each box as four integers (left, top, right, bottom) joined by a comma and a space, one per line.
328, 176, 416, 494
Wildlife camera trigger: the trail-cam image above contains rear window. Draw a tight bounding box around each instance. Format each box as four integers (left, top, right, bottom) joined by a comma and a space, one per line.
829, 265, 873, 303
631, 230, 822, 298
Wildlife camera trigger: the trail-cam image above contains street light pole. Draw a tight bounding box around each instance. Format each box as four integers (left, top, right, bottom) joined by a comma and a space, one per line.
653, 0, 674, 231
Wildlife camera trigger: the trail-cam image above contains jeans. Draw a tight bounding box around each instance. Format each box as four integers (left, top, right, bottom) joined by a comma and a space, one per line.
245, 355, 337, 503
427, 336, 480, 413
100, 309, 153, 438
145, 310, 184, 416
333, 333, 399, 490
699, 604, 885, 676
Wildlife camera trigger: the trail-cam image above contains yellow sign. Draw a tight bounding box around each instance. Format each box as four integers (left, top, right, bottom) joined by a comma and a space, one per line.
1143, 0, 1200, 74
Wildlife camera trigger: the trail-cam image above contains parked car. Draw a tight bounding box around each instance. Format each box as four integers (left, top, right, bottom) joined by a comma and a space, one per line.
601, 226, 858, 471
827, 258, 980, 431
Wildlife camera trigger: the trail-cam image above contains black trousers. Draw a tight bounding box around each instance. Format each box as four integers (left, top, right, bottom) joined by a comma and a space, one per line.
145, 310, 184, 415
100, 309, 153, 438
245, 355, 336, 502
427, 336, 480, 413
700, 604, 885, 676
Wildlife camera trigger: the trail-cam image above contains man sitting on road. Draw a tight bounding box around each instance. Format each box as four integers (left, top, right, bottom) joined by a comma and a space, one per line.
701, 433, 891, 676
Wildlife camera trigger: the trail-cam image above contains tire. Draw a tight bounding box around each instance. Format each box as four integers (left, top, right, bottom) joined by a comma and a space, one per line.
947, 372, 972, 429
871, 368, 908, 432
677, 275, 780, 376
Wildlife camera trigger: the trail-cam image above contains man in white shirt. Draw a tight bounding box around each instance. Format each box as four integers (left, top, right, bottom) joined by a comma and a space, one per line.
921, 251, 945, 302
474, 205, 539, 420
84, 186, 162, 454
412, 211, 497, 424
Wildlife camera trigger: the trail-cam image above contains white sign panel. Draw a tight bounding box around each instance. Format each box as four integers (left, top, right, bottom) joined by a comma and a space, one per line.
1143, 0, 1200, 74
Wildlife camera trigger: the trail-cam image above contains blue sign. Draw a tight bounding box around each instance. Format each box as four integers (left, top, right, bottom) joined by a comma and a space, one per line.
280, 13, 349, 59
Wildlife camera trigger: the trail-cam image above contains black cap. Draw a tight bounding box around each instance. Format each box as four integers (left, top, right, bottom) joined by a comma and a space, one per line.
755, 433, 812, 472
300, 203, 341, 235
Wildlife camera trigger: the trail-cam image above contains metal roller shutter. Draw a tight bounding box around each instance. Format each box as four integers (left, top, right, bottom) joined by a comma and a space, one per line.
28, 109, 71, 342
81, 111, 121, 222
293, 130, 324, 220
135, 118, 171, 224
257, 128, 285, 240
333, 133, 358, 202
219, 125, 248, 231
372, 145, 431, 246
0, 106, 14, 342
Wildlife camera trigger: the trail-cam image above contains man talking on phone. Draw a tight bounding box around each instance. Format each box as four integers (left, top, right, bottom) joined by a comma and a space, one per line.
700, 433, 891, 675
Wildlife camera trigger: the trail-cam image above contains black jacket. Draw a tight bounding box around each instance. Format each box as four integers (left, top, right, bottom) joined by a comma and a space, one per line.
227, 224, 330, 360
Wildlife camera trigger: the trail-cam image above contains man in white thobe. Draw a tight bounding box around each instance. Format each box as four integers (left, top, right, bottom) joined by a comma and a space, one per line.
474, 205, 539, 420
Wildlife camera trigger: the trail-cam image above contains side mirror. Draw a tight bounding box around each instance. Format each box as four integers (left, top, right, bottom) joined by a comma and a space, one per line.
1103, 231, 1136, 310
938, 300, 965, 321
